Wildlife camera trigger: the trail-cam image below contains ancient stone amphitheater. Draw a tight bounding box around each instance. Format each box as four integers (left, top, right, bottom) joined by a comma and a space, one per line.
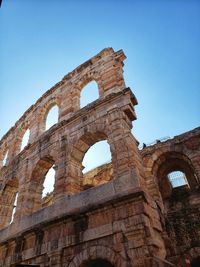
0, 48, 199, 267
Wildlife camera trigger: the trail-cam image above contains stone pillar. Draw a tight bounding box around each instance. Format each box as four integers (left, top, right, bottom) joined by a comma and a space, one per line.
48, 250, 62, 267
65, 159, 83, 194
107, 108, 146, 190
54, 136, 82, 200
34, 228, 44, 256
14, 158, 31, 219
0, 243, 8, 267
7, 132, 21, 161
29, 115, 40, 143
59, 83, 76, 121
14, 236, 25, 263
99, 49, 126, 96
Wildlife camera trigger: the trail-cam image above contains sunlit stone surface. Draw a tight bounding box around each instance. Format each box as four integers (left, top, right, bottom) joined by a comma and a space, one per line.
0, 48, 199, 267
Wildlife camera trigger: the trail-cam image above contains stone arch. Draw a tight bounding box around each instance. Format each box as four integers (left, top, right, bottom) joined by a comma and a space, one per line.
13, 121, 31, 156
68, 130, 114, 191
27, 156, 56, 213
62, 110, 146, 196
75, 71, 101, 93
71, 131, 110, 164
0, 143, 9, 168
39, 97, 61, 133
72, 71, 102, 111
82, 141, 112, 189
0, 177, 19, 228
67, 245, 127, 267
80, 81, 99, 109
20, 128, 30, 151
150, 151, 198, 199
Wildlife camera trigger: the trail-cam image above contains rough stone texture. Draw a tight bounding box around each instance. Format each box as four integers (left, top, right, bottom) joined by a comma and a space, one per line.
82, 163, 113, 189
0, 48, 199, 267
141, 127, 200, 266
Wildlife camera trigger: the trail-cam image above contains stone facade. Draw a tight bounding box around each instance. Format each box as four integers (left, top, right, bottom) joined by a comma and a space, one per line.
0, 48, 199, 267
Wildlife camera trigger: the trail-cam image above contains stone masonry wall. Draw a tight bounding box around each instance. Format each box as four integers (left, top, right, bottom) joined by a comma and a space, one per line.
0, 48, 198, 267
141, 127, 200, 266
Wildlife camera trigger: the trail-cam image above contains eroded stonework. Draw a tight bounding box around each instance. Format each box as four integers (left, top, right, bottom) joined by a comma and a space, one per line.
0, 48, 199, 267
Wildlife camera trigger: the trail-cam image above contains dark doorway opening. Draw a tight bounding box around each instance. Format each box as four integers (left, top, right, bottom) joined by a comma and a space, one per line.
191, 256, 200, 267
81, 258, 114, 267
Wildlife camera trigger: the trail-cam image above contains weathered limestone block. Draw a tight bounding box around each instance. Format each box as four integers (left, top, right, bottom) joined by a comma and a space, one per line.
1, 48, 198, 266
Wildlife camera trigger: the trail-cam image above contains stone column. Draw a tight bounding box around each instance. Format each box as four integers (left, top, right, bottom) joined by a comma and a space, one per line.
99, 49, 126, 96
48, 250, 62, 267
54, 136, 82, 200
59, 83, 76, 121
107, 108, 146, 190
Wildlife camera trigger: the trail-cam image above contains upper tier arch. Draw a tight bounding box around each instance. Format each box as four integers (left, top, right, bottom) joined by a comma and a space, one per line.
0, 48, 126, 165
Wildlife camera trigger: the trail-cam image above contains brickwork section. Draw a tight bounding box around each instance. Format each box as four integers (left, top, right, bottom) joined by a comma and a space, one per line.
141, 127, 200, 266
0, 48, 199, 266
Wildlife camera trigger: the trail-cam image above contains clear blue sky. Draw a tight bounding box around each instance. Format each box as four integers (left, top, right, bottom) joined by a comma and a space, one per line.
1, 0, 200, 145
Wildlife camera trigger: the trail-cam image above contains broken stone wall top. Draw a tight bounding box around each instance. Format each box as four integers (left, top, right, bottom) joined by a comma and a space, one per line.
0, 48, 127, 167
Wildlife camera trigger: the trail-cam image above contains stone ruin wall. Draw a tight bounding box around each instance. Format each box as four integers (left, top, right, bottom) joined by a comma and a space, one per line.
79, 126, 200, 266
0, 47, 132, 223
0, 48, 199, 267
141, 127, 200, 266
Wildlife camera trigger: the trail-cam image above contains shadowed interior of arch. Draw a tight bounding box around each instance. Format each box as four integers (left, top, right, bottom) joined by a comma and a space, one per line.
191, 256, 200, 267
80, 81, 99, 108
45, 105, 59, 131
154, 152, 198, 199
80, 258, 115, 267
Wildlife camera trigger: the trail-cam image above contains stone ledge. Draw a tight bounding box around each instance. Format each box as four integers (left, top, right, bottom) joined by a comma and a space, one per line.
0, 87, 136, 177
0, 175, 146, 244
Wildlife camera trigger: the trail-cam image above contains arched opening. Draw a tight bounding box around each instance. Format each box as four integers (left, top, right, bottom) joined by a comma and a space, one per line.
0, 178, 19, 228
80, 81, 99, 108
80, 259, 114, 267
153, 152, 198, 199
70, 132, 113, 192
45, 105, 59, 131
167, 170, 188, 188
2, 150, 8, 166
20, 129, 30, 151
30, 157, 55, 212
42, 165, 56, 207
83, 140, 111, 173
191, 256, 200, 267
42, 165, 55, 197
82, 140, 112, 189
10, 192, 18, 224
